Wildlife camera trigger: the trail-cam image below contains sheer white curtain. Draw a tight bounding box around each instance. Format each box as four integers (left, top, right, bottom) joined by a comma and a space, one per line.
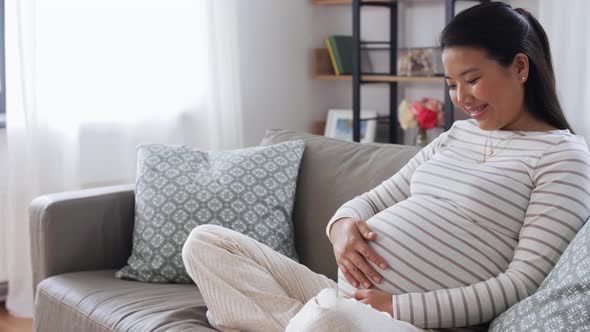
1, 0, 243, 317
539, 0, 590, 140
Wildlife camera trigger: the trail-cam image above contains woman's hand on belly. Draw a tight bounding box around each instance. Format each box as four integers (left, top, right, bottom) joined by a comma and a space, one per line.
330, 218, 388, 289
353, 289, 394, 317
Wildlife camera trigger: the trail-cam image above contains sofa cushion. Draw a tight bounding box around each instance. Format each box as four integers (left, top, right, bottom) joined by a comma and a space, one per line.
489, 218, 590, 331
260, 129, 420, 280
34, 270, 215, 332
117, 141, 305, 283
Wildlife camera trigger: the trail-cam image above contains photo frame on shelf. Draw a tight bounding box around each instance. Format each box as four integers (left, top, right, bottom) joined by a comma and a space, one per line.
324, 109, 377, 143
397, 47, 444, 76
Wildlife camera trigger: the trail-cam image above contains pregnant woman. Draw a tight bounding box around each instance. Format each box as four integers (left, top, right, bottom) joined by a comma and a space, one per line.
182, 2, 590, 331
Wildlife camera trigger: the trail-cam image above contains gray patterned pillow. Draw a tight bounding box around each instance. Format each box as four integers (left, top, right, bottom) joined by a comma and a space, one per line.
116, 140, 305, 283
489, 218, 590, 331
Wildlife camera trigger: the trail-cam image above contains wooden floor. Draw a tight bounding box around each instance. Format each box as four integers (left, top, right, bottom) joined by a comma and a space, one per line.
0, 303, 33, 332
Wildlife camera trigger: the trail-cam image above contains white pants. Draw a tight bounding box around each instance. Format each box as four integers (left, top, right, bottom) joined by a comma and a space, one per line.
182, 224, 423, 332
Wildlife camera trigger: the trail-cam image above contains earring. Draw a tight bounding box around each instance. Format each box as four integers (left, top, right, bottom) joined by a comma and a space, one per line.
521, 77, 526, 81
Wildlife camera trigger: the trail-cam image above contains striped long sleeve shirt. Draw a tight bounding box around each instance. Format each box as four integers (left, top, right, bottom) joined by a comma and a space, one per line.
327, 119, 590, 329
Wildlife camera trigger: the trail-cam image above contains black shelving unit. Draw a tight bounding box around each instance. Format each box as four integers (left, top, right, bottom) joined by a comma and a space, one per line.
351, 0, 490, 143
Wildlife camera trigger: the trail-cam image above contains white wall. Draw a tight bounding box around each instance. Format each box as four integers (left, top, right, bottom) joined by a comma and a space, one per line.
235, 0, 538, 146
236, 1, 335, 146
0, 130, 7, 283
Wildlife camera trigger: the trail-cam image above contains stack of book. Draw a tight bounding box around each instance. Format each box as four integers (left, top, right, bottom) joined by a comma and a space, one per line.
325, 35, 354, 75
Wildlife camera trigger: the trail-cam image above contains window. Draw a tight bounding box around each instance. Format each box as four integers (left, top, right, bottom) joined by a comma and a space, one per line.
0, 0, 5, 128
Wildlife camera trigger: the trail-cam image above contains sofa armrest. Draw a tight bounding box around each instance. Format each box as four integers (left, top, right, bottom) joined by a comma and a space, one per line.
29, 185, 135, 293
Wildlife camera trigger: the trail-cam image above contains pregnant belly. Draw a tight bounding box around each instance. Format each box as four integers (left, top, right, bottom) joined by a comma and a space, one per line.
337, 198, 515, 298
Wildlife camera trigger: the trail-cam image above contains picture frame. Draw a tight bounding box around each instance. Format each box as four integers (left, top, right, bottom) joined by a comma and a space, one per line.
397, 47, 444, 76
324, 109, 377, 143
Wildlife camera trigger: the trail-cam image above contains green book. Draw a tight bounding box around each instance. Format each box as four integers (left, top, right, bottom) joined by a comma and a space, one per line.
325, 37, 340, 75
328, 35, 354, 75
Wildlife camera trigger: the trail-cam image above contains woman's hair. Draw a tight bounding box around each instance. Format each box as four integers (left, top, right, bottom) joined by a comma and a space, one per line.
440, 2, 574, 133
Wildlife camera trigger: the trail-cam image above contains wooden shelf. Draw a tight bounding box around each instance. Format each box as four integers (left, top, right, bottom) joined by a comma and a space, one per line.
364, 75, 444, 83
312, 0, 468, 142
314, 74, 444, 83
312, 49, 443, 83
313, 0, 397, 4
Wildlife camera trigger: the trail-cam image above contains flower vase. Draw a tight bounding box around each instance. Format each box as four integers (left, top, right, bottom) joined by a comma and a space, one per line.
415, 127, 428, 147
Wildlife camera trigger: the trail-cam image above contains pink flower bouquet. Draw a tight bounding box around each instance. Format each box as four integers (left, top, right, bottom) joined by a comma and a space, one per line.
398, 98, 445, 147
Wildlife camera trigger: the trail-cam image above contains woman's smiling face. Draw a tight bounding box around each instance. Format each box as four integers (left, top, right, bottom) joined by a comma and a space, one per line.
442, 46, 530, 131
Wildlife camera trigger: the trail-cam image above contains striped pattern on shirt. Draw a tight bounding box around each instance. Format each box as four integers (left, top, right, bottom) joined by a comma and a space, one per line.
327, 119, 590, 329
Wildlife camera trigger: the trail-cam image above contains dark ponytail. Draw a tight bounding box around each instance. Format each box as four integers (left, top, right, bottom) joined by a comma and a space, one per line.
440, 2, 574, 133
513, 8, 554, 74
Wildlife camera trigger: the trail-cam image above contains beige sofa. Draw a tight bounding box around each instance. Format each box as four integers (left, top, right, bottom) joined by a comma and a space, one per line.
30, 129, 421, 331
